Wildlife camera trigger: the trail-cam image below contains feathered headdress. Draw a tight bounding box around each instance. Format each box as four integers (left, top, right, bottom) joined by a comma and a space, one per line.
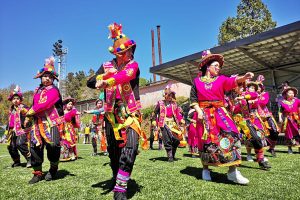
108, 23, 123, 40
163, 84, 176, 100
256, 75, 265, 91
107, 22, 136, 55
8, 85, 23, 101
34, 56, 59, 80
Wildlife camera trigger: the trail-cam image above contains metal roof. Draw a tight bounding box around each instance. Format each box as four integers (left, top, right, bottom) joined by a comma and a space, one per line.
150, 21, 300, 90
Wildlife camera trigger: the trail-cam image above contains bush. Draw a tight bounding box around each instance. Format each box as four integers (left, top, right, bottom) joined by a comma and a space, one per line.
141, 105, 155, 120
176, 96, 189, 106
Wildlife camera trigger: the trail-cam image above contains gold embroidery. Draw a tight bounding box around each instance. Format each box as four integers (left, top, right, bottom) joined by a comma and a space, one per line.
27, 108, 35, 116
200, 76, 217, 83
123, 83, 130, 92
106, 78, 116, 87
38, 90, 47, 104
96, 74, 104, 81
204, 83, 213, 90
126, 68, 134, 77
283, 99, 295, 105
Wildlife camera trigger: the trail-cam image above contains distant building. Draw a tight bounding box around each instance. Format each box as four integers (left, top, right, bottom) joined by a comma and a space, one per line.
76, 79, 191, 111
140, 79, 191, 108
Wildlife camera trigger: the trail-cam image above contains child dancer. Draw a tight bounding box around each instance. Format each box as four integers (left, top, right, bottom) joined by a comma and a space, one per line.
6, 86, 31, 168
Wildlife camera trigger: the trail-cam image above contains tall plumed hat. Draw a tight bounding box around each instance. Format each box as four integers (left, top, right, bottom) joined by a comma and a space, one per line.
34, 56, 59, 80
107, 23, 136, 55
8, 85, 23, 101
199, 49, 224, 69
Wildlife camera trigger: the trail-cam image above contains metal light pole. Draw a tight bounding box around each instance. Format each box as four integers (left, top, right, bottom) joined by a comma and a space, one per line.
52, 40, 67, 98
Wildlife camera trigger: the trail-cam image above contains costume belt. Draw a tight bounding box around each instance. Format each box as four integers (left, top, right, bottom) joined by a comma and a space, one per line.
105, 112, 148, 150
284, 112, 299, 120
199, 101, 224, 108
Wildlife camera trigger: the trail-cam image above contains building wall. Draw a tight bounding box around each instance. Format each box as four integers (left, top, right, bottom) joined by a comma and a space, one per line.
139, 79, 191, 108
75, 99, 97, 113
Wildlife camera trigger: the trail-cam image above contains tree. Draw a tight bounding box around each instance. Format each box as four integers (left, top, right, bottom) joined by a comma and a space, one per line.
139, 77, 148, 87
218, 0, 276, 45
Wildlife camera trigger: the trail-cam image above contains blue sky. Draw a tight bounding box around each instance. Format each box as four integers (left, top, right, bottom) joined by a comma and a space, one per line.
0, 0, 299, 91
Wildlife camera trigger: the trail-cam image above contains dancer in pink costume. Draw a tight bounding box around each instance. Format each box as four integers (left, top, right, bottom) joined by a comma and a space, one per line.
256, 75, 280, 157
6, 85, 31, 168
190, 50, 253, 184
278, 86, 300, 154
60, 97, 80, 161
187, 109, 199, 157
87, 23, 147, 200
232, 82, 271, 170
152, 85, 185, 162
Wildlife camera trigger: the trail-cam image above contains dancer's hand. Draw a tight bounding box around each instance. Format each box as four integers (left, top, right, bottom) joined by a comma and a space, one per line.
197, 111, 203, 121
244, 72, 254, 80
96, 80, 108, 89
24, 117, 31, 127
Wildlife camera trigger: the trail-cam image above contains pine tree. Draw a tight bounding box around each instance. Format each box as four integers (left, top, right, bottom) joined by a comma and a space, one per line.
218, 0, 276, 45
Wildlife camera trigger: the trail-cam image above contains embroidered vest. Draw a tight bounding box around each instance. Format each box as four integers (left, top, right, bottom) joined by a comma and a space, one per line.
8, 105, 30, 136
157, 100, 179, 127
103, 61, 140, 113
34, 85, 64, 127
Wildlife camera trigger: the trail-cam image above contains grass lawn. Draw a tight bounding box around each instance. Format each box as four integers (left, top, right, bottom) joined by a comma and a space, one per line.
0, 143, 299, 200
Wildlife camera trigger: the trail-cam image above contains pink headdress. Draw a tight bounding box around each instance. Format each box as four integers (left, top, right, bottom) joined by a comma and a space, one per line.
34, 56, 59, 80
256, 75, 265, 91
8, 85, 23, 101
164, 84, 176, 100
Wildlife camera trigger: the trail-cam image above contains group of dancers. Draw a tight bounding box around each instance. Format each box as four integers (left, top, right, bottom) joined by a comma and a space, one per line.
4, 22, 300, 200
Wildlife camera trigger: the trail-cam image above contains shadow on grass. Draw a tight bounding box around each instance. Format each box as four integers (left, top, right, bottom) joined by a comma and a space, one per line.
20, 163, 28, 167
275, 149, 300, 154
149, 157, 169, 162
180, 166, 238, 185
238, 164, 261, 170
241, 152, 273, 158
149, 157, 181, 162
53, 169, 76, 180
92, 178, 115, 195
183, 153, 192, 158
183, 153, 199, 158
92, 178, 143, 199
103, 162, 110, 166
148, 148, 163, 151
127, 179, 143, 199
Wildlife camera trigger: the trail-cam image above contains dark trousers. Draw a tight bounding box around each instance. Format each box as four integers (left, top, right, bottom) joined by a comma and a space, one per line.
161, 125, 180, 155
105, 117, 139, 177
7, 132, 30, 163
85, 134, 90, 144
149, 129, 162, 149
30, 126, 61, 169
267, 117, 279, 141
92, 136, 98, 154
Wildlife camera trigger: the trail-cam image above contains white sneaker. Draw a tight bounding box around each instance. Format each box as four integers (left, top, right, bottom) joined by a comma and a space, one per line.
246, 155, 254, 162
227, 169, 249, 185
202, 169, 212, 181
263, 157, 268, 162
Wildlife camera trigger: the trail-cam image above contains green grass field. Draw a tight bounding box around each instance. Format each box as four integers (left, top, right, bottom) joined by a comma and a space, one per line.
0, 143, 299, 200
